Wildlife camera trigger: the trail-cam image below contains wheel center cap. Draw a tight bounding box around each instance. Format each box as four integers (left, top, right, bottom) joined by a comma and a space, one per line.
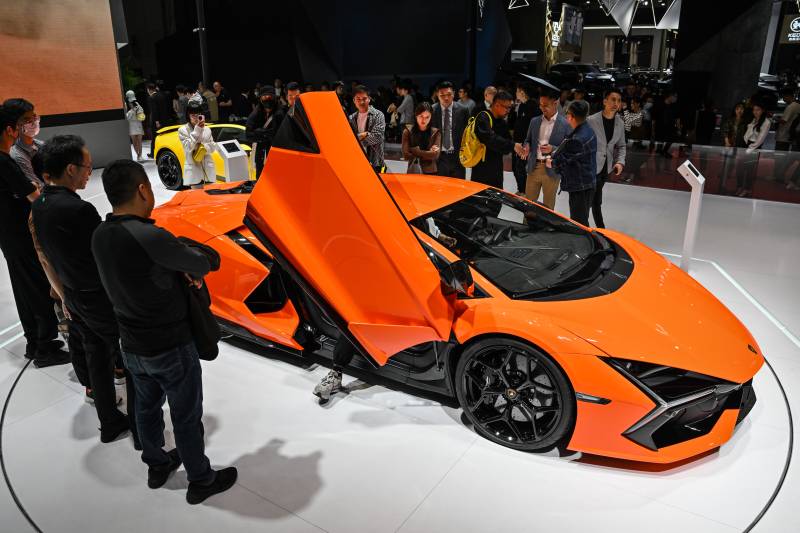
506, 388, 518, 400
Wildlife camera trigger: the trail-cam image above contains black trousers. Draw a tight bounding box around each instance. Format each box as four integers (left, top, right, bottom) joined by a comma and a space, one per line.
437, 151, 466, 179
568, 188, 594, 227
511, 152, 527, 193
332, 336, 356, 371
65, 287, 137, 439
592, 169, 607, 229
4, 251, 59, 356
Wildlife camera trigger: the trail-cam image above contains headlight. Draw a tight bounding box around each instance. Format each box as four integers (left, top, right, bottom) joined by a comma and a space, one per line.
605, 358, 729, 401
603, 358, 750, 451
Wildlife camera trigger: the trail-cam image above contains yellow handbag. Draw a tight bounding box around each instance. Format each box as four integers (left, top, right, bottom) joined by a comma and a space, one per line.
192, 144, 207, 163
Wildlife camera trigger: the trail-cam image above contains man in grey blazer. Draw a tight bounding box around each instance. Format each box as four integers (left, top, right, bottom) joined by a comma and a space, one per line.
431, 81, 469, 178
587, 89, 626, 228
522, 91, 571, 209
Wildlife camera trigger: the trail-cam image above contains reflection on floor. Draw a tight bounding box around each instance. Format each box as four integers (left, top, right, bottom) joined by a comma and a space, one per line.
0, 155, 798, 532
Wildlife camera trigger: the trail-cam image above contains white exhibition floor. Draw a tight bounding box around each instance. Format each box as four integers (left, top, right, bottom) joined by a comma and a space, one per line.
0, 153, 798, 532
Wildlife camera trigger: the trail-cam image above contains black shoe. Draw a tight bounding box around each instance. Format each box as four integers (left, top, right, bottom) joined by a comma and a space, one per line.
100, 415, 130, 443
148, 449, 182, 489
186, 467, 238, 505
33, 348, 71, 368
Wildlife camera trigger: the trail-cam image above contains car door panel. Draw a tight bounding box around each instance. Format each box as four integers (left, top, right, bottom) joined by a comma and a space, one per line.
245, 93, 455, 366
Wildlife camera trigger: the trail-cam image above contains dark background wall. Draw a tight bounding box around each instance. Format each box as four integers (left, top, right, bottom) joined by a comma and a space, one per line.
674, 0, 774, 113
122, 0, 472, 92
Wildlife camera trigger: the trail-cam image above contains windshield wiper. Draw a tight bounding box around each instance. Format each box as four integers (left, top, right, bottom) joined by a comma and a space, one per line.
556, 247, 615, 279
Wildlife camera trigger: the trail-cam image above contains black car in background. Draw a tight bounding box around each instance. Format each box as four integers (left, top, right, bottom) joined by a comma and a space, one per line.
548, 63, 616, 94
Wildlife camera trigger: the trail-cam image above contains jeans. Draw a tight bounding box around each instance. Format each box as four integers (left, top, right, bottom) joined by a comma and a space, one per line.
568, 188, 594, 227
122, 342, 213, 484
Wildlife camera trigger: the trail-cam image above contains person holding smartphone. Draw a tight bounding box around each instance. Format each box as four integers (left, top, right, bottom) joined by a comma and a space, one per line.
178, 96, 217, 189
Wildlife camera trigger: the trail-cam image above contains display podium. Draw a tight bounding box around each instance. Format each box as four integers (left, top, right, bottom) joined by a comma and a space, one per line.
217, 140, 250, 182
677, 160, 706, 272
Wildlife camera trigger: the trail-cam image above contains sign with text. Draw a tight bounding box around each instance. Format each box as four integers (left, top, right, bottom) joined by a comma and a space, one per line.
780, 15, 800, 44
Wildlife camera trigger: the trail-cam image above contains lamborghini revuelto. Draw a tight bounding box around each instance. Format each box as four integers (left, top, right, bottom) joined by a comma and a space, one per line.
152, 92, 763, 463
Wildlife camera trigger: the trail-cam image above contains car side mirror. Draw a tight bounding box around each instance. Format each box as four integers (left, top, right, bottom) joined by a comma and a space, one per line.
440, 259, 475, 298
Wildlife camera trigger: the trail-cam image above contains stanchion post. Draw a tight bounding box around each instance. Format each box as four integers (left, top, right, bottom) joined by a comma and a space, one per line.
677, 160, 706, 272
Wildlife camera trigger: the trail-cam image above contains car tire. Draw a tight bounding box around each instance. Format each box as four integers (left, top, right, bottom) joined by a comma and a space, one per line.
455, 337, 575, 452
156, 149, 183, 190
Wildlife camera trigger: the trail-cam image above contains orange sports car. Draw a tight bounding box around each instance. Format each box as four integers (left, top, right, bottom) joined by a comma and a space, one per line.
153, 92, 763, 464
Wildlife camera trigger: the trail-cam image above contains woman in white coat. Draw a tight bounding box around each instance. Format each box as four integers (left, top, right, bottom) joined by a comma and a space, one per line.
179, 95, 217, 189
737, 102, 772, 197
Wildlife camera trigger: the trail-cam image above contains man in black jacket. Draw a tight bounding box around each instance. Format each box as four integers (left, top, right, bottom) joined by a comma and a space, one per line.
92, 160, 236, 503
471, 91, 525, 189
509, 83, 541, 194
32, 135, 133, 443
0, 104, 69, 367
246, 86, 285, 178
431, 81, 469, 178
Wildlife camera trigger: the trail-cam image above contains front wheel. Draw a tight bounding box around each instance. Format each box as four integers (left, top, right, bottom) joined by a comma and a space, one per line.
455, 337, 575, 452
156, 149, 183, 190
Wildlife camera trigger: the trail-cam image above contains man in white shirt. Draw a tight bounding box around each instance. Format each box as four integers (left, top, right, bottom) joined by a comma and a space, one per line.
521, 92, 572, 209
432, 81, 469, 178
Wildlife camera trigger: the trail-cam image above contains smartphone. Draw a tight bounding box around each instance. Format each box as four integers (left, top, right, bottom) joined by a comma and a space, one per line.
198, 114, 205, 122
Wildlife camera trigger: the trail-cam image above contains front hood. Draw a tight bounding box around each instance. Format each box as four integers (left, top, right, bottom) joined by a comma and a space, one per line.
532, 231, 763, 383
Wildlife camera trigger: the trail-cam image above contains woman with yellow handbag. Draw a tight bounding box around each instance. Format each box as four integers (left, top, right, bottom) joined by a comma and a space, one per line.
178, 95, 218, 189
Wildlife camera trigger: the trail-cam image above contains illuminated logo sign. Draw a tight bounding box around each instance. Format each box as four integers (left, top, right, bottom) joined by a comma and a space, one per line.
781, 16, 800, 44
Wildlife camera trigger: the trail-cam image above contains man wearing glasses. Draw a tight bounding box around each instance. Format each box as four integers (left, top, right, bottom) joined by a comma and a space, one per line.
471, 91, 526, 189
347, 85, 386, 173
32, 135, 134, 445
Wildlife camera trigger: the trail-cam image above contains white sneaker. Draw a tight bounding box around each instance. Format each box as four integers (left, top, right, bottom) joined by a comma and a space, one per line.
313, 370, 343, 402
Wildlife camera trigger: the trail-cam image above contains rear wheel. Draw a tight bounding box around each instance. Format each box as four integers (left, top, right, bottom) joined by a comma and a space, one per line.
455, 337, 575, 452
156, 149, 182, 190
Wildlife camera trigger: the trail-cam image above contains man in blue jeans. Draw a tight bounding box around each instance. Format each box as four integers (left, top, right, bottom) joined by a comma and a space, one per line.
91, 160, 236, 504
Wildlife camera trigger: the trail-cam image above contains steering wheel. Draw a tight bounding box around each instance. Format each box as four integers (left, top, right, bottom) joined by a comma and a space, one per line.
490, 226, 513, 245
467, 215, 488, 235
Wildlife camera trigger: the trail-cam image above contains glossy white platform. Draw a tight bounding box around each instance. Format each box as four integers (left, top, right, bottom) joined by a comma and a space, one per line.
0, 154, 797, 532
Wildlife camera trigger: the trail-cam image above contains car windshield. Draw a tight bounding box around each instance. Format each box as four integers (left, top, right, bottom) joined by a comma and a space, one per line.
412, 189, 615, 299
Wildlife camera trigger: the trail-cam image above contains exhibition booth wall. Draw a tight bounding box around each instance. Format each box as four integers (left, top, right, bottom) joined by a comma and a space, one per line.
0, 1, 130, 167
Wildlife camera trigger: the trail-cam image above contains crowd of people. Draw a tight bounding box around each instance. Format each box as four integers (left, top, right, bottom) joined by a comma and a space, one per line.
0, 98, 237, 504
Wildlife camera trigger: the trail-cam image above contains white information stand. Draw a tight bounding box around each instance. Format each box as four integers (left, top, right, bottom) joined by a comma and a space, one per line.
677, 160, 706, 272
217, 140, 250, 182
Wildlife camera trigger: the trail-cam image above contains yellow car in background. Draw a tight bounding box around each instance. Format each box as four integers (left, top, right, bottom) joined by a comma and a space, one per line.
153, 123, 255, 190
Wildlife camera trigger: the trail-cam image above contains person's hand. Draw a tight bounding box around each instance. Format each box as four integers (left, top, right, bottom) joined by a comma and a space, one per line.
61, 300, 72, 321
513, 143, 525, 157
197, 118, 206, 129
613, 163, 624, 176
387, 103, 397, 113
358, 131, 368, 141
184, 273, 203, 289
540, 143, 553, 155
520, 145, 529, 160
431, 145, 440, 153
155, 121, 161, 129
545, 158, 553, 169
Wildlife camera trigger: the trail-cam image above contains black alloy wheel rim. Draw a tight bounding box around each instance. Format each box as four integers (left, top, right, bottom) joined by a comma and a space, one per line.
462, 345, 563, 445
157, 151, 182, 190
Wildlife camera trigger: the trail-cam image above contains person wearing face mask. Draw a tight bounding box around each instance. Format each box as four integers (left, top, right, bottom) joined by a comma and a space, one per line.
179, 96, 218, 189
0, 104, 69, 367
246, 86, 285, 178
125, 90, 146, 161
32, 135, 135, 443
6, 98, 44, 187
